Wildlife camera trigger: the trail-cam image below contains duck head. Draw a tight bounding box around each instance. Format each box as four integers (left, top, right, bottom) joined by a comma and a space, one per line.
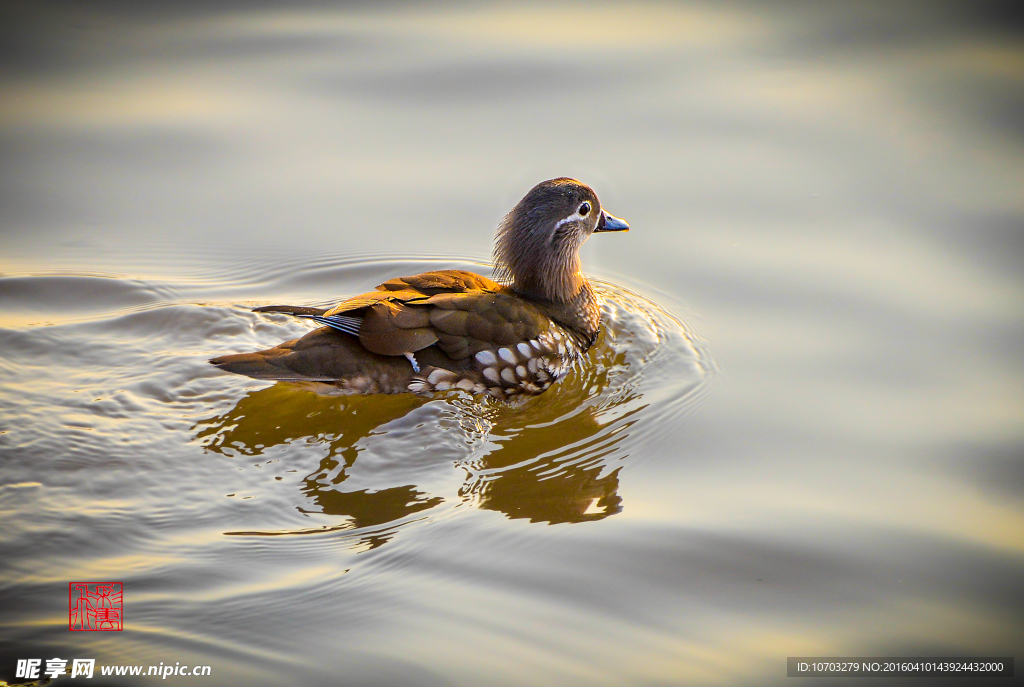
493, 178, 629, 302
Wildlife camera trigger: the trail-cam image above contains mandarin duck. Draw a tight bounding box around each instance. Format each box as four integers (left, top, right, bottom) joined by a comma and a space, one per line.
210, 178, 628, 399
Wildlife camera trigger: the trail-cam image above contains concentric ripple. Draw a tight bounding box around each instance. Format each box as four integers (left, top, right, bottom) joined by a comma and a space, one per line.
0, 258, 713, 560
190, 261, 714, 538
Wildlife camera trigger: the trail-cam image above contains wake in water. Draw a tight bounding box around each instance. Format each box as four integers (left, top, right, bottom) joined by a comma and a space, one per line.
195, 278, 714, 538
0, 261, 712, 548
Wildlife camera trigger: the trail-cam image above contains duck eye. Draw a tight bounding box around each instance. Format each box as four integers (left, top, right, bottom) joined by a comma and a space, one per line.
579, 202, 591, 217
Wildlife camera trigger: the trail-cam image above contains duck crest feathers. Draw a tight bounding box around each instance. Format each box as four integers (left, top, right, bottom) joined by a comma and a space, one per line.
493, 177, 597, 303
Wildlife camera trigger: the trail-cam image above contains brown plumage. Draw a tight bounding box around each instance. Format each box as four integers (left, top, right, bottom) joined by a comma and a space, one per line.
210, 178, 629, 398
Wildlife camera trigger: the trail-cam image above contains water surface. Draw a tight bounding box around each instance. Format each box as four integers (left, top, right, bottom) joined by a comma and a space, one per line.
2, 2, 1023, 685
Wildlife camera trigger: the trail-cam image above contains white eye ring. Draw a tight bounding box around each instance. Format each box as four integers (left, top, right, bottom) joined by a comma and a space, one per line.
551, 202, 594, 237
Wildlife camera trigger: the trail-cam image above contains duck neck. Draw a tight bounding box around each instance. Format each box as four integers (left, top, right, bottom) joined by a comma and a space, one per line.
511, 255, 585, 304
530, 278, 602, 349
493, 208, 588, 303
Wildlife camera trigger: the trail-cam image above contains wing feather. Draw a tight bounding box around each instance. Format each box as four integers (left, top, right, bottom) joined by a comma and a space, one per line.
292, 270, 546, 360
299, 314, 363, 336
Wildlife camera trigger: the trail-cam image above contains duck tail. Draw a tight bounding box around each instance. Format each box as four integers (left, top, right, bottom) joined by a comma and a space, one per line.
209, 350, 307, 380
209, 328, 411, 385
252, 304, 328, 316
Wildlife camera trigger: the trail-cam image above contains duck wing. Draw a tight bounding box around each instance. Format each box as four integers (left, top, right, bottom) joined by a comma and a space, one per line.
309, 269, 550, 360
421, 290, 551, 360
215, 269, 570, 395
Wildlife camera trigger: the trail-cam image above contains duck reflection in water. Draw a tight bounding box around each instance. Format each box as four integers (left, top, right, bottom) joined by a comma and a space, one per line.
194, 330, 642, 546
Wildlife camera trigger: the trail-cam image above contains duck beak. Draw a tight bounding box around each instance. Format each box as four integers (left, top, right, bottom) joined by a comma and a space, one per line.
595, 209, 629, 232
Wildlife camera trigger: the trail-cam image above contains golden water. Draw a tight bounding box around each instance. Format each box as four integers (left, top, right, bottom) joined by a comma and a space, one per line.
2, 2, 1022, 685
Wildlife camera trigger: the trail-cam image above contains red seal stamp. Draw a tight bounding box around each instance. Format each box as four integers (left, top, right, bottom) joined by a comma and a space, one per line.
69, 582, 123, 631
